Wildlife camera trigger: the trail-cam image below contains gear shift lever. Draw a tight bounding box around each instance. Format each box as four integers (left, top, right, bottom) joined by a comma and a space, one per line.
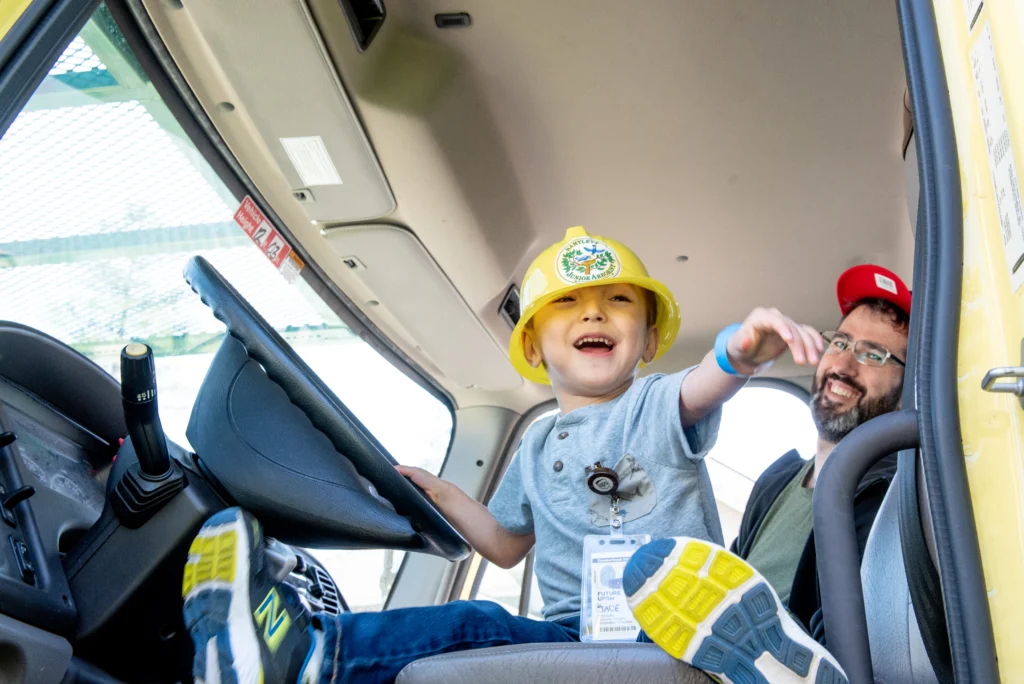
110, 343, 184, 527
121, 343, 171, 477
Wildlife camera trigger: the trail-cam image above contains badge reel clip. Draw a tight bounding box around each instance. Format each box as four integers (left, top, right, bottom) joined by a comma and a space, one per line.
580, 461, 650, 643
586, 463, 622, 534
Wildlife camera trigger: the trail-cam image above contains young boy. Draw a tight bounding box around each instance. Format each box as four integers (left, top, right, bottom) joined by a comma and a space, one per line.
181, 227, 844, 684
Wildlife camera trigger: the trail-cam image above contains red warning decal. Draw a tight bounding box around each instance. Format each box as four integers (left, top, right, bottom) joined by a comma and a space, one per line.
233, 196, 304, 281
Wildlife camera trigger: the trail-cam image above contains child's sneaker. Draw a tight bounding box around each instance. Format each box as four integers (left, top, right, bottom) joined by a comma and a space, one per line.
182, 507, 322, 684
623, 537, 848, 684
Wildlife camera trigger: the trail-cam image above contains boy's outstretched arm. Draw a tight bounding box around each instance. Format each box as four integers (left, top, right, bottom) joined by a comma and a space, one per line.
395, 465, 535, 569
679, 307, 823, 427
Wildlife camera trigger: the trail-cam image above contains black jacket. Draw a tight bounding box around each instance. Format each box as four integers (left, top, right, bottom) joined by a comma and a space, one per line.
730, 449, 898, 640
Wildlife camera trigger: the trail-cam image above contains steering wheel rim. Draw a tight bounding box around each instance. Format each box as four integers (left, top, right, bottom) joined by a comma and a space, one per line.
183, 255, 469, 561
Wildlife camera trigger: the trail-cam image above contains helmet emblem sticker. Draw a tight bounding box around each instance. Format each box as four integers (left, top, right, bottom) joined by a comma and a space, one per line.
556, 236, 621, 283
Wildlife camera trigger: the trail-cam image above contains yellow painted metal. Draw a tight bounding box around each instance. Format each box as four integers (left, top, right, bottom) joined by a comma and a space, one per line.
933, 0, 1024, 676
0, 0, 34, 43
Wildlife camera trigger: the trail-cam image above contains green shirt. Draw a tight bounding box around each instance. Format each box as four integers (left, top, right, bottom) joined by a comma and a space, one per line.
745, 458, 815, 604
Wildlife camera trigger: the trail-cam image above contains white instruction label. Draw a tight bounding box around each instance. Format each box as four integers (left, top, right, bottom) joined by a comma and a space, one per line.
971, 23, 1024, 292
280, 136, 343, 186
278, 252, 304, 284
964, 0, 983, 30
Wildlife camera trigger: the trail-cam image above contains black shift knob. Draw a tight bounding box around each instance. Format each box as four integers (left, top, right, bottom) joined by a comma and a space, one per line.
121, 343, 171, 477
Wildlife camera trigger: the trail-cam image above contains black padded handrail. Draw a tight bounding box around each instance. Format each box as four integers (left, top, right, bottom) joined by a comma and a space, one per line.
896, 0, 999, 679
813, 409, 919, 684
183, 256, 469, 561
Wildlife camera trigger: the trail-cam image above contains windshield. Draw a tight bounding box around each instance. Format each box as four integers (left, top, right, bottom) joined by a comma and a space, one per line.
0, 4, 452, 612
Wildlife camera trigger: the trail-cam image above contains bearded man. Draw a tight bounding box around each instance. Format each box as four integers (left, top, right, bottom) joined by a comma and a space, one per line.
730, 264, 911, 639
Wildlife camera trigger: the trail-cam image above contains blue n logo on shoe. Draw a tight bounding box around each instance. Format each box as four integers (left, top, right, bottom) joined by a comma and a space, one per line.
254, 587, 292, 654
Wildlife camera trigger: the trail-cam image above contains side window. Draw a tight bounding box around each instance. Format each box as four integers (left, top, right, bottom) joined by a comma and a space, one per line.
0, 4, 451, 613
473, 553, 543, 619
470, 409, 554, 618
706, 385, 818, 547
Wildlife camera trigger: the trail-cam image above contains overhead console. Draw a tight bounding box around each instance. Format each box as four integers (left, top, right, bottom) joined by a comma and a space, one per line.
148, 0, 395, 224
324, 224, 522, 391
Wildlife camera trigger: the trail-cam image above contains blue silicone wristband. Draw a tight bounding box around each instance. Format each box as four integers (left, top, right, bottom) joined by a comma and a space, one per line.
715, 323, 745, 376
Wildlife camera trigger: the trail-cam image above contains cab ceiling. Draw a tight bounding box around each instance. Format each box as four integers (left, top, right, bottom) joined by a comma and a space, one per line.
144, 0, 912, 413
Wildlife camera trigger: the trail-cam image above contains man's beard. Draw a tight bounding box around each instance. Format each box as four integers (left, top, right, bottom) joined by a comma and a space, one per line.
810, 372, 903, 443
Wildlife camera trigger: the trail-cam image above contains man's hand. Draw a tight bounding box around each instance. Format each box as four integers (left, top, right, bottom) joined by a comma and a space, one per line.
726, 307, 823, 373
394, 465, 535, 569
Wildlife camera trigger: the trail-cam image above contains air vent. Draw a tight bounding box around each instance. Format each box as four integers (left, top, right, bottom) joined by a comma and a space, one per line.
314, 566, 344, 615
499, 285, 521, 329
339, 0, 385, 51
435, 13, 471, 29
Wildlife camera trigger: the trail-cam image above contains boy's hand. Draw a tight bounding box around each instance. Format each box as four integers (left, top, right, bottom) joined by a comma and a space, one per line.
396, 465, 451, 506
727, 307, 823, 372
395, 464, 535, 569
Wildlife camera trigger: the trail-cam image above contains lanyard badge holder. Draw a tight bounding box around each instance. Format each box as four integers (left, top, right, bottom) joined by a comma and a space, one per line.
580, 462, 650, 643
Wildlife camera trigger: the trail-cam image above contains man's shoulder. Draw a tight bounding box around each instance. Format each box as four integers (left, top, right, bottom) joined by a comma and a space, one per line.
734, 450, 808, 556
759, 449, 806, 481
750, 450, 807, 497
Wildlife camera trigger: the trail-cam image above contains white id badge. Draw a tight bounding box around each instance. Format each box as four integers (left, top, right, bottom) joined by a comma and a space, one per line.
579, 534, 650, 642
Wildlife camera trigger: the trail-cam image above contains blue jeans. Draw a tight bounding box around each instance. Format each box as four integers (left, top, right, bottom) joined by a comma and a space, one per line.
312, 600, 650, 684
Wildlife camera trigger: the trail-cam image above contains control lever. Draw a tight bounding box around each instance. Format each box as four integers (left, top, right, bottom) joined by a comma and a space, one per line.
121, 343, 171, 477
264, 538, 299, 582
109, 343, 185, 527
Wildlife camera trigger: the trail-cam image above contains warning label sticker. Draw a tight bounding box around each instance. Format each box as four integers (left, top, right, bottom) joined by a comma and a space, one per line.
971, 23, 1024, 293
233, 196, 304, 283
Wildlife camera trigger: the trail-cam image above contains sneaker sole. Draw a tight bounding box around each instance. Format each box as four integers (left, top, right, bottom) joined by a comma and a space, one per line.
183, 508, 263, 684
624, 538, 848, 684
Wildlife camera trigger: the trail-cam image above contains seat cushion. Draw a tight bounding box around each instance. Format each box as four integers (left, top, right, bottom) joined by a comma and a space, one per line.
395, 643, 714, 684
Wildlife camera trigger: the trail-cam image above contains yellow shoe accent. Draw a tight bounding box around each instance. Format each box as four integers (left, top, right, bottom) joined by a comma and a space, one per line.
682, 580, 726, 622
636, 593, 673, 632
651, 614, 695, 659
254, 587, 292, 654
661, 567, 698, 602
182, 530, 237, 596
708, 552, 754, 589
679, 541, 711, 571
632, 543, 746, 660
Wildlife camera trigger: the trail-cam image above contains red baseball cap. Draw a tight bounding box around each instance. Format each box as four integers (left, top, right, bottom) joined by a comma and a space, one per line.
836, 264, 911, 316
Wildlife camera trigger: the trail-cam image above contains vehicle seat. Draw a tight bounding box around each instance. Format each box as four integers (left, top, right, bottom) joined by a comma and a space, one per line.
860, 467, 939, 683
395, 642, 713, 684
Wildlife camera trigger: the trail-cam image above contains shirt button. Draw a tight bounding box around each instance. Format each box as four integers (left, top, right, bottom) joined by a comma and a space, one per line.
557, 432, 569, 440
553, 461, 563, 472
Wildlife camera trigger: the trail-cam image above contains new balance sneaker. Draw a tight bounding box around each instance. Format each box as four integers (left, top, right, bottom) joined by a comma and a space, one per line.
623, 537, 848, 684
182, 508, 323, 684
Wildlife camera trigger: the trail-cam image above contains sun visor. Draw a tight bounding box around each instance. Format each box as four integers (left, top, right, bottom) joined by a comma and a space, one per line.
323, 225, 522, 391
172, 0, 395, 222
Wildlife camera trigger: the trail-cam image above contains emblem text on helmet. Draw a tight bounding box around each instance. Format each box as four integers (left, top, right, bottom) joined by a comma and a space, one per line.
556, 237, 621, 284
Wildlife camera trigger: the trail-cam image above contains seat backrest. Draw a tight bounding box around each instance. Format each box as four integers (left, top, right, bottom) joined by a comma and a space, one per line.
860, 472, 939, 683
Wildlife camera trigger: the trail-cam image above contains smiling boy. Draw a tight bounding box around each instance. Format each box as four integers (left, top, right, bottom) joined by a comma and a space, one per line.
181, 227, 843, 684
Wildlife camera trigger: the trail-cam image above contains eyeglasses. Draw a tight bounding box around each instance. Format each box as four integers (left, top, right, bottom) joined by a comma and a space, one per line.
820, 331, 906, 368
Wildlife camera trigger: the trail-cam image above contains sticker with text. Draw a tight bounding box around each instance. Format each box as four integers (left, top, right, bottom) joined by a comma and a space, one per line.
233, 196, 305, 283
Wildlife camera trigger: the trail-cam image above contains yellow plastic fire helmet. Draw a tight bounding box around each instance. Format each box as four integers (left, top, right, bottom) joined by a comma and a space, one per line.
509, 226, 681, 385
